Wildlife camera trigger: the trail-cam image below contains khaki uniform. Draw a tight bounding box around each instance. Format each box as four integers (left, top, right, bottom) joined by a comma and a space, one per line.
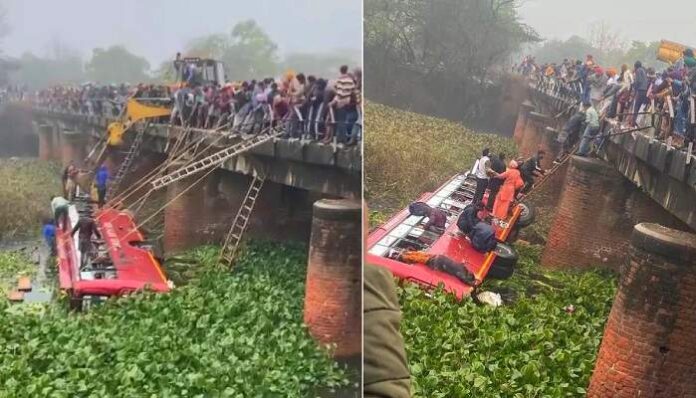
363, 264, 411, 398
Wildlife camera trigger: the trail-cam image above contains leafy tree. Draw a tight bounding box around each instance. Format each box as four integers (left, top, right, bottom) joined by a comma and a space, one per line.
85, 45, 150, 84
365, 0, 540, 126
10, 41, 86, 89
186, 20, 279, 81
532, 35, 596, 65
280, 49, 361, 78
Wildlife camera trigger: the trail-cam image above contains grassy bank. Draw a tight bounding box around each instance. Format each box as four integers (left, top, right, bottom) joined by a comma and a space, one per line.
364, 102, 517, 223
0, 158, 61, 239
0, 242, 350, 397
364, 102, 619, 397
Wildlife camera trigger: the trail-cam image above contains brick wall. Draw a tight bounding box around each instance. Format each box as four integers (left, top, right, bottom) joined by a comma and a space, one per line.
304, 199, 362, 358
588, 223, 696, 397
541, 156, 633, 270
38, 131, 52, 161
519, 112, 549, 158
163, 171, 207, 254
513, 102, 534, 146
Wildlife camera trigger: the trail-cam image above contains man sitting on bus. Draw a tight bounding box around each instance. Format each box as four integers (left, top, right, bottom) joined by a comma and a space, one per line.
469, 221, 498, 253
456, 202, 483, 235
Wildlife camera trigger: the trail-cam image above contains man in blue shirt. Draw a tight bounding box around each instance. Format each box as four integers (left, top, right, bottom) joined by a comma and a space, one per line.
95, 165, 110, 208
42, 219, 56, 256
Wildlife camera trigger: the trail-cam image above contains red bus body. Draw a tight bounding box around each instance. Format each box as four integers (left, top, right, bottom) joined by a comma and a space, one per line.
366, 174, 521, 300
55, 206, 170, 298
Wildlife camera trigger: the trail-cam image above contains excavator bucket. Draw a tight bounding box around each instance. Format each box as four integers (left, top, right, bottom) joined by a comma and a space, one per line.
125, 98, 171, 123
657, 40, 689, 64
106, 99, 171, 147
107, 121, 126, 146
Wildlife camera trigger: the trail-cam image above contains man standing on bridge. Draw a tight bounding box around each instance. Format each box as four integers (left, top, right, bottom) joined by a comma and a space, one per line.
577, 102, 600, 157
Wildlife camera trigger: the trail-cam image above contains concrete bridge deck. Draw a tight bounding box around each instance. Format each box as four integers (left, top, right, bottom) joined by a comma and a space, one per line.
519, 79, 696, 231
31, 106, 361, 198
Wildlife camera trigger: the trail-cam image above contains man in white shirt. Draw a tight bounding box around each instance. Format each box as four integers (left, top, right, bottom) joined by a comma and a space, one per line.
577, 102, 601, 156
472, 148, 493, 205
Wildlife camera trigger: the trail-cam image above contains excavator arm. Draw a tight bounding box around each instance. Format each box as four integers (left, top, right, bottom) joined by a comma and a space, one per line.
107, 98, 171, 146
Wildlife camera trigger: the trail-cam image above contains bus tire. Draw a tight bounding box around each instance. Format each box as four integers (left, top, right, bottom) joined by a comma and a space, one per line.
488, 243, 518, 279
516, 202, 536, 228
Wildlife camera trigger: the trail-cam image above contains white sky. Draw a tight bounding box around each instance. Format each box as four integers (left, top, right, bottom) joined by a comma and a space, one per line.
518, 0, 696, 46
1, 0, 362, 66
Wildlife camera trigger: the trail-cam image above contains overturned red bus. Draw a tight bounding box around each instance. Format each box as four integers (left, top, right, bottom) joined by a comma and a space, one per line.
55, 197, 170, 310
366, 173, 534, 300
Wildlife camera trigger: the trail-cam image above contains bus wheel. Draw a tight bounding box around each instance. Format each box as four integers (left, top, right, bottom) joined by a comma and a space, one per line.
488, 243, 518, 280
516, 202, 536, 228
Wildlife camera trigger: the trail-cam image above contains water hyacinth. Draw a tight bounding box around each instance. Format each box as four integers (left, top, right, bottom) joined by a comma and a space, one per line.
0, 242, 350, 397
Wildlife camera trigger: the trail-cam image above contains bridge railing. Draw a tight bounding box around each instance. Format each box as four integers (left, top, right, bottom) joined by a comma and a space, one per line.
522, 71, 695, 154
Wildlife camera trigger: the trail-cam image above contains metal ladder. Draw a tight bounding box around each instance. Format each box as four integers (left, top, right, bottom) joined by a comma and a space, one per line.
219, 176, 265, 266
106, 128, 146, 199
150, 131, 281, 191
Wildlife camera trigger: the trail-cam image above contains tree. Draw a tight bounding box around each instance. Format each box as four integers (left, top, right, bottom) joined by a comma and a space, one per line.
587, 20, 626, 56
85, 45, 150, 84
281, 50, 361, 78
186, 20, 279, 81
365, 0, 540, 124
532, 35, 596, 65
10, 41, 86, 89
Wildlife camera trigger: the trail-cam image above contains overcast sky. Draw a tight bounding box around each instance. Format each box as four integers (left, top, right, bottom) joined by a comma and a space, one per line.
518, 0, 696, 46
1, 0, 362, 66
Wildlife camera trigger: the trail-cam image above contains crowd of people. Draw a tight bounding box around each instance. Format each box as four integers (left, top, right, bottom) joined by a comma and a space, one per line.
0, 84, 28, 104
33, 62, 362, 145
516, 51, 696, 150
168, 64, 361, 144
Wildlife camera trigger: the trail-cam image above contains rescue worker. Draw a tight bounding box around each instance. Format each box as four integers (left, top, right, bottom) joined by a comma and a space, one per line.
491, 160, 524, 222
486, 152, 506, 211
457, 202, 483, 235
555, 108, 586, 163
50, 195, 70, 231
363, 203, 411, 397
71, 216, 101, 269
42, 218, 56, 256
62, 161, 75, 196
398, 250, 476, 286
95, 164, 110, 208
520, 149, 546, 192
472, 148, 493, 205
577, 101, 600, 157
469, 221, 498, 253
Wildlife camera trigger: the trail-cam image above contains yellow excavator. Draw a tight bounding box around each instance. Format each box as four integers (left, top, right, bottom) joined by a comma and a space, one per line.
657, 40, 694, 64
106, 98, 171, 146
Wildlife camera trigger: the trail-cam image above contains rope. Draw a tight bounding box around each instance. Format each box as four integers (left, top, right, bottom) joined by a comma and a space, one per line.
119, 123, 278, 236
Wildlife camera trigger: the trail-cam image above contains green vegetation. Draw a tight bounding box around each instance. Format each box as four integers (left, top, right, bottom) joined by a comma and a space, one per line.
0, 158, 61, 238
365, 102, 517, 220
399, 245, 617, 397
0, 251, 36, 297
0, 242, 349, 397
